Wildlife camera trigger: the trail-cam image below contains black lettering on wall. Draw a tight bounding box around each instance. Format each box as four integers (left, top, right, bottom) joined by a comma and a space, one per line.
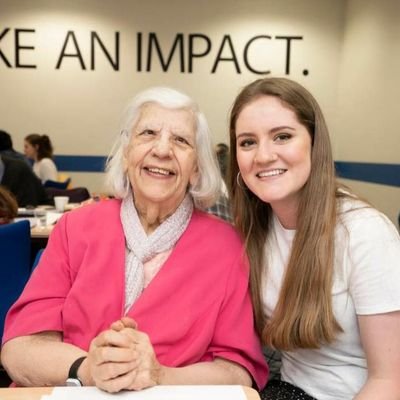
243, 35, 271, 75
90, 31, 119, 70
275, 35, 303, 75
146, 33, 184, 72
188, 34, 211, 73
0, 28, 12, 67
55, 31, 86, 70
211, 35, 240, 73
137, 32, 142, 72
0, 27, 307, 75
15, 28, 36, 68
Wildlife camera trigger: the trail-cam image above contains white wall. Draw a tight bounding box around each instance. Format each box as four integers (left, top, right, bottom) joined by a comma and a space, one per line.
334, 0, 400, 224
1, 0, 398, 224
1, 0, 346, 191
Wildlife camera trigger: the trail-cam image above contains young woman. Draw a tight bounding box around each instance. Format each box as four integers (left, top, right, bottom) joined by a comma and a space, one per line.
24, 134, 58, 183
229, 77, 400, 400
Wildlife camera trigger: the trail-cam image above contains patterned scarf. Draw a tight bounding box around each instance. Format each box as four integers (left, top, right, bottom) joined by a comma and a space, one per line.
120, 191, 193, 313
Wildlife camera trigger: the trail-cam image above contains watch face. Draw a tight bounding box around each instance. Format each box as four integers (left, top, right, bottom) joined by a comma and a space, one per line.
66, 378, 83, 387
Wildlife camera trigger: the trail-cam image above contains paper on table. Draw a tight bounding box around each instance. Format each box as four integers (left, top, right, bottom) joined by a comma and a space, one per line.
14, 212, 61, 228
14, 217, 37, 227
17, 207, 35, 216
41, 385, 247, 400
46, 211, 63, 225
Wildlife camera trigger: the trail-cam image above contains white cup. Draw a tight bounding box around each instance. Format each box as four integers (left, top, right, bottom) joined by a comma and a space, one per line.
54, 196, 69, 212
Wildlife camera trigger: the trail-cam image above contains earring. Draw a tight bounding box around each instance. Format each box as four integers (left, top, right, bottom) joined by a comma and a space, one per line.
236, 172, 246, 190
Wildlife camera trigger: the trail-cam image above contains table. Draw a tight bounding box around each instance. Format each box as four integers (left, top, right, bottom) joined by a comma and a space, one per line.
31, 225, 53, 239
0, 386, 260, 399
27, 202, 82, 239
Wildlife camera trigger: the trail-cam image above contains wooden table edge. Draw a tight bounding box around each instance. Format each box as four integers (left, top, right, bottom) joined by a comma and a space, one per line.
0, 385, 260, 399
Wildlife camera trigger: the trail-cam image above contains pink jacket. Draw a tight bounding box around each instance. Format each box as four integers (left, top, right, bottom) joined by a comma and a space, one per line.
3, 199, 268, 389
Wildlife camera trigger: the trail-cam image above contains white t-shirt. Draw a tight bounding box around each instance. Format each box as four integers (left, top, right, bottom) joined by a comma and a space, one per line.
33, 158, 58, 183
262, 198, 400, 400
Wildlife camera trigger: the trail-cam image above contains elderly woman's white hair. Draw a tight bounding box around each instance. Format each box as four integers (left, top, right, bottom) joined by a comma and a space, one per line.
105, 86, 222, 209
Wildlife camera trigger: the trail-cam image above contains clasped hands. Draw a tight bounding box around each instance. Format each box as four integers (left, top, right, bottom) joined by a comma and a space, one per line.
86, 317, 163, 392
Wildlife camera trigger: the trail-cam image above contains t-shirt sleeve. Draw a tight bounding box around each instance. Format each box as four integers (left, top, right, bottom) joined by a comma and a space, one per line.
347, 211, 400, 315
2, 214, 72, 344
204, 249, 269, 390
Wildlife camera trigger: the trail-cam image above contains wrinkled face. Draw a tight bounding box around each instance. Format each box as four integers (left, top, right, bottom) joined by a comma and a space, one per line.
235, 95, 312, 214
123, 103, 198, 211
24, 140, 37, 159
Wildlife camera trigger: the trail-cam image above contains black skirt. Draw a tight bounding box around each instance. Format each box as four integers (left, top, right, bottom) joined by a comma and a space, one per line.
260, 380, 317, 400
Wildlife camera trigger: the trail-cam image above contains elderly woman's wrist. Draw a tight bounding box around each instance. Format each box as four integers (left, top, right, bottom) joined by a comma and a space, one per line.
155, 364, 168, 385
78, 357, 94, 386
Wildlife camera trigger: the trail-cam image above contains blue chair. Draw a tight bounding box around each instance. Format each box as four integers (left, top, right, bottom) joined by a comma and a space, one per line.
44, 177, 71, 189
45, 187, 91, 203
31, 248, 45, 271
0, 220, 31, 341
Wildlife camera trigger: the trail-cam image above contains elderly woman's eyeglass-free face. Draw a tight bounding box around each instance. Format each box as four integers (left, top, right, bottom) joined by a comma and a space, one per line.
123, 103, 198, 214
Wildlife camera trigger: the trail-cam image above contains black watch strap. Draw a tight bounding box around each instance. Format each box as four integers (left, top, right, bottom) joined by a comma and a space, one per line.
67, 356, 87, 385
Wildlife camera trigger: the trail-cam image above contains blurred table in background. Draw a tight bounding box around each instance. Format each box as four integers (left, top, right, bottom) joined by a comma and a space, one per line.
16, 204, 80, 264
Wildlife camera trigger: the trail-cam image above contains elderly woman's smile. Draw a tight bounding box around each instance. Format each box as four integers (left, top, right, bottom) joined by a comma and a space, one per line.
144, 166, 174, 177
123, 103, 198, 230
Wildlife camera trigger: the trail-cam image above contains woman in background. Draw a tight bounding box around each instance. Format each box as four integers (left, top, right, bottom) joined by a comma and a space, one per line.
229, 77, 400, 399
0, 185, 18, 224
24, 134, 58, 183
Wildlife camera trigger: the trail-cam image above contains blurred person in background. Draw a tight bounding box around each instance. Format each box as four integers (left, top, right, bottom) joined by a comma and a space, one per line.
0, 130, 30, 165
0, 155, 48, 207
205, 143, 232, 223
0, 185, 18, 224
215, 142, 229, 183
24, 134, 58, 183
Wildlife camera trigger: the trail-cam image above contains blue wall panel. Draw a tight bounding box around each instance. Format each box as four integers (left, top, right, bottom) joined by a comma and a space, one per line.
54, 155, 400, 187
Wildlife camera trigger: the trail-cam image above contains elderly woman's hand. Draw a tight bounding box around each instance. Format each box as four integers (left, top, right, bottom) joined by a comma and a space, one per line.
111, 317, 163, 391
110, 316, 138, 331
87, 326, 138, 393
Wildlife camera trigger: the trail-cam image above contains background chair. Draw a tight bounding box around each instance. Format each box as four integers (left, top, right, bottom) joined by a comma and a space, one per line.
45, 187, 91, 203
0, 220, 32, 386
43, 177, 71, 189
0, 220, 31, 342
31, 248, 44, 272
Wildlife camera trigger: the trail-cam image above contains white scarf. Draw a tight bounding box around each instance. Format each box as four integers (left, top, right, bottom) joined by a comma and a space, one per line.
120, 191, 193, 313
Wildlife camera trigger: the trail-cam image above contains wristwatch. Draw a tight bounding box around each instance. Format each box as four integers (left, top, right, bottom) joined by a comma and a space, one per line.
65, 356, 87, 387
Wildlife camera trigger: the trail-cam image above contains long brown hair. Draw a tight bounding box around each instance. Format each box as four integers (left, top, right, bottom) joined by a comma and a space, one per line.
0, 185, 18, 224
229, 77, 342, 350
25, 134, 54, 160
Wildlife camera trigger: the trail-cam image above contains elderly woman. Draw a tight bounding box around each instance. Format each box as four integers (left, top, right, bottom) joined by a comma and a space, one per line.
1, 87, 268, 392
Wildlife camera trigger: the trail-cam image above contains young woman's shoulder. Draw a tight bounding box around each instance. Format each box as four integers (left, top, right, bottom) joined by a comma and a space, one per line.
39, 157, 55, 165
337, 196, 399, 242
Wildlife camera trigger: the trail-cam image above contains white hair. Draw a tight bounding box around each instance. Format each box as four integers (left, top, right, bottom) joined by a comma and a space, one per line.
104, 87, 221, 209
